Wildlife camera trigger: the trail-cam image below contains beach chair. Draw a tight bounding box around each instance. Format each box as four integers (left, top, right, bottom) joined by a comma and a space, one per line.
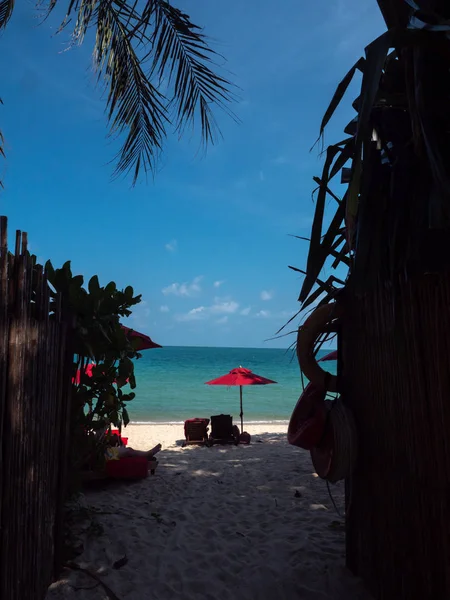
184, 418, 210, 446
209, 414, 240, 446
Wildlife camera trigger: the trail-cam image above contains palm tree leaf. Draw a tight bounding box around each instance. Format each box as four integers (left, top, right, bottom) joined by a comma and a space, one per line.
142, 0, 237, 144
288, 234, 310, 241
93, 1, 168, 184
0, 0, 14, 29
39, 0, 236, 183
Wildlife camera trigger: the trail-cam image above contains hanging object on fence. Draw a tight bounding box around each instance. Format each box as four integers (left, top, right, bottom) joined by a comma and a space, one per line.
291, 303, 357, 483
310, 397, 357, 484
287, 383, 328, 450
296, 302, 343, 393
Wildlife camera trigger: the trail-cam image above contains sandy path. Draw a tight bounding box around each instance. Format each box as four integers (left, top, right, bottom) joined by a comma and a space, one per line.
46, 424, 372, 600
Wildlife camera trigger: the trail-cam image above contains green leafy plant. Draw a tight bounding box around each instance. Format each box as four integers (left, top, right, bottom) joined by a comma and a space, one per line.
43, 260, 143, 471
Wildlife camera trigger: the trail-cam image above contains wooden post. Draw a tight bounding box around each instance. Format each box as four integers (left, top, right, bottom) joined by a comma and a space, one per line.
239, 386, 243, 432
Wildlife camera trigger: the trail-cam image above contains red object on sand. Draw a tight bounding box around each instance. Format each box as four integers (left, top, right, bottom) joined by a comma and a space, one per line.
105, 457, 148, 480
205, 367, 277, 433
287, 383, 327, 450
121, 325, 162, 350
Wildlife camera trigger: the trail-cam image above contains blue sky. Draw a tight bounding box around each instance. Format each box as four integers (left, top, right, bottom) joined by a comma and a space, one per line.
0, 0, 385, 348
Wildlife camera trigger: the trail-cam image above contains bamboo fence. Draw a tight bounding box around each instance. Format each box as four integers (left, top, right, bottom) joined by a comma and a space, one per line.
343, 274, 450, 599
0, 216, 74, 600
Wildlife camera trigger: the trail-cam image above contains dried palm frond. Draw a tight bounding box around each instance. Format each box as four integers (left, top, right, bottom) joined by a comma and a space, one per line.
0, 0, 14, 30
288, 0, 450, 350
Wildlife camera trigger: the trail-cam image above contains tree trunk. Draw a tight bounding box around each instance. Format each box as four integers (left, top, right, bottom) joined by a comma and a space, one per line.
343, 274, 450, 599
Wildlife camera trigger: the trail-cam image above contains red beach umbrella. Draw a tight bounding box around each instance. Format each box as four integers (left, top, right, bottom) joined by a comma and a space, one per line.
121, 325, 162, 350
205, 367, 277, 432
73, 327, 161, 383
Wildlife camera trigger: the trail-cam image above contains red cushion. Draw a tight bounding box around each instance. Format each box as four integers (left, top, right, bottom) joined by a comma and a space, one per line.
105, 457, 148, 479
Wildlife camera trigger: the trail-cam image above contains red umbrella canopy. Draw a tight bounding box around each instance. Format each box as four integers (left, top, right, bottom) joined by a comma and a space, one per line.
205, 367, 277, 386
121, 325, 162, 350
205, 367, 277, 434
319, 350, 337, 362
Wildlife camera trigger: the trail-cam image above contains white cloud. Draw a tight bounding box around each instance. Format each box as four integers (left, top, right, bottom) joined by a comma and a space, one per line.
240, 306, 251, 316
213, 280, 225, 288
260, 290, 274, 301
160, 305, 170, 313
216, 316, 228, 325
190, 306, 206, 315
175, 297, 239, 322
165, 239, 178, 252
252, 308, 296, 320
175, 306, 207, 322
162, 276, 202, 297
210, 298, 239, 315
271, 155, 289, 165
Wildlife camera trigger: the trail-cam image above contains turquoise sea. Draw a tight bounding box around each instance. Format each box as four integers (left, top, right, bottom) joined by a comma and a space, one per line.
129, 346, 337, 424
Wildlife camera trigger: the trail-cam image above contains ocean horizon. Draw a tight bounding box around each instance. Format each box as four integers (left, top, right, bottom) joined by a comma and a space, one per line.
129, 346, 337, 426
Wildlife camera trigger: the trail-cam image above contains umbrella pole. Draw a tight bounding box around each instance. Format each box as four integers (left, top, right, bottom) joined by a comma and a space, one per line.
240, 385, 244, 433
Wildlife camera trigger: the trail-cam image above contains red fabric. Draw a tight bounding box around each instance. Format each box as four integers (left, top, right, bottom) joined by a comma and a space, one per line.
73, 363, 95, 384
205, 367, 277, 386
287, 383, 327, 450
319, 350, 338, 362
105, 457, 148, 479
121, 325, 162, 350
73, 364, 129, 385
110, 429, 128, 446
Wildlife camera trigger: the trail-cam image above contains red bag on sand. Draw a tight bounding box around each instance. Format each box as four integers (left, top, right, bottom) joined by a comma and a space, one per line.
239, 432, 251, 445
288, 383, 327, 450
105, 457, 148, 479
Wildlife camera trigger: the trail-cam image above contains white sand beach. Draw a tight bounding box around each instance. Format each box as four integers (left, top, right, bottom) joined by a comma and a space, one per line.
46, 424, 372, 600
